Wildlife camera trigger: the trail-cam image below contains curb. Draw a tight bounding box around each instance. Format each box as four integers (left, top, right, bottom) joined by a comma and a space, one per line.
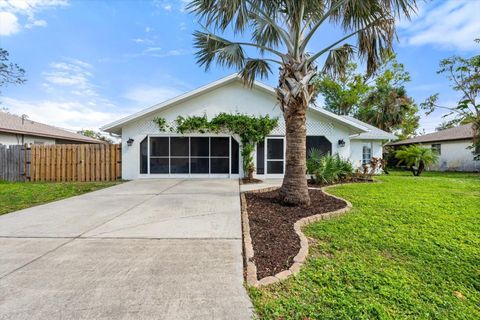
241, 184, 353, 287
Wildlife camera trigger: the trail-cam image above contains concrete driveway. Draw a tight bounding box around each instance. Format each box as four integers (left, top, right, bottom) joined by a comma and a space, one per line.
0, 179, 252, 320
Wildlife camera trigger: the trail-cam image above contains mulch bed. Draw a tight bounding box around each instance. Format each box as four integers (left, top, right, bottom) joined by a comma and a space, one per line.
244, 188, 347, 279
240, 177, 263, 184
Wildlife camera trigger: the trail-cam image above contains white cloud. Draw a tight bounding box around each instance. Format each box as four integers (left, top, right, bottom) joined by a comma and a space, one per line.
43, 59, 95, 94
152, 0, 189, 13
399, 0, 480, 51
0, 0, 68, 35
0, 11, 20, 36
123, 86, 183, 106
25, 19, 47, 29
1, 96, 123, 131
132, 37, 154, 44
141, 48, 191, 58
0, 56, 126, 131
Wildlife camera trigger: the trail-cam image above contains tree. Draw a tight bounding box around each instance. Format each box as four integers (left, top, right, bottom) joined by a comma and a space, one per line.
357, 54, 419, 139
189, 0, 418, 206
315, 54, 419, 139
421, 39, 479, 157
395, 145, 438, 176
0, 48, 26, 94
313, 63, 369, 115
77, 130, 114, 144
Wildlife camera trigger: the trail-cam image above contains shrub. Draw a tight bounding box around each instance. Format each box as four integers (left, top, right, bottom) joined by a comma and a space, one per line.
395, 144, 439, 176
313, 154, 354, 185
306, 148, 325, 175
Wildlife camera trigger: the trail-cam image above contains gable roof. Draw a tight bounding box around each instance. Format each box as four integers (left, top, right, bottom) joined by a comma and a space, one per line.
0, 112, 102, 144
101, 74, 369, 135
389, 123, 474, 146
342, 116, 397, 140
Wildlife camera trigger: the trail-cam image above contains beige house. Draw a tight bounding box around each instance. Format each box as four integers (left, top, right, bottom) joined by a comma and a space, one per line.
0, 111, 101, 146
389, 123, 479, 172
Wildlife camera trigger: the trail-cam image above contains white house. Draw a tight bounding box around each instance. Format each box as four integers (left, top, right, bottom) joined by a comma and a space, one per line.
101, 74, 395, 179
389, 123, 479, 172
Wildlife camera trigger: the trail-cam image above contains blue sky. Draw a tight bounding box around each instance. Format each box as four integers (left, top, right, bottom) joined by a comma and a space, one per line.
0, 0, 479, 134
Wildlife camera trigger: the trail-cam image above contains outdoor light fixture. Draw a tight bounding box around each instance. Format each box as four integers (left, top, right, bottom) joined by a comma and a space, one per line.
127, 138, 134, 146
338, 139, 346, 147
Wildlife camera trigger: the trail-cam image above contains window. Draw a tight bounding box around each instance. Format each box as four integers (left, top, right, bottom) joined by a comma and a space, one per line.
362, 143, 372, 165
150, 137, 169, 173
431, 144, 441, 155
190, 137, 209, 173
150, 137, 169, 156
266, 138, 284, 174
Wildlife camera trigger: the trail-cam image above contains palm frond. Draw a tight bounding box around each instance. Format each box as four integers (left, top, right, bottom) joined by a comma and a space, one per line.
251, 14, 282, 50
322, 44, 355, 78
193, 31, 246, 70
239, 59, 272, 87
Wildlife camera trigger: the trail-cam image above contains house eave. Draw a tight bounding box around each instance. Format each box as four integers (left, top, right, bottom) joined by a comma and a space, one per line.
101, 74, 370, 134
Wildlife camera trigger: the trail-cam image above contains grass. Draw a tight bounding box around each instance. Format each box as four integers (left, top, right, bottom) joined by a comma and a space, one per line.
249, 171, 480, 319
0, 180, 122, 215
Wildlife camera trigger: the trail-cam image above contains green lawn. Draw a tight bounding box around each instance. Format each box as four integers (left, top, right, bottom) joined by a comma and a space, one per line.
249, 171, 480, 319
0, 180, 122, 215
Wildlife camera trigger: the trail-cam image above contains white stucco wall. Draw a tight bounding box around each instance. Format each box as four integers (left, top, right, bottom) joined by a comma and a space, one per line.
0, 132, 56, 146
349, 139, 384, 169
119, 81, 375, 179
418, 140, 479, 172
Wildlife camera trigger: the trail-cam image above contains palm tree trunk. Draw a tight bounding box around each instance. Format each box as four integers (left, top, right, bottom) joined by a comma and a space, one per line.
276, 60, 314, 206
278, 107, 310, 206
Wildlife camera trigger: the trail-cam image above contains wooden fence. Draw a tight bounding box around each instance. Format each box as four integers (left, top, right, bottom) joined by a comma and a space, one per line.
0, 144, 121, 182
0, 145, 26, 182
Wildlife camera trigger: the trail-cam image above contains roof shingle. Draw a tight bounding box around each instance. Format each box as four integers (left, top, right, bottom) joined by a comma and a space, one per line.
389, 123, 474, 146
0, 111, 102, 144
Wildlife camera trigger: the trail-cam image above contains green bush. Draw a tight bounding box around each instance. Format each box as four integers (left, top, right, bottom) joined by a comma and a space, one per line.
395, 144, 439, 176
312, 154, 354, 185
306, 148, 325, 174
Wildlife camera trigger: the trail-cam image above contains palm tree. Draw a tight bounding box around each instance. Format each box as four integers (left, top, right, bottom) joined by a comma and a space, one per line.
358, 86, 414, 131
395, 145, 439, 176
189, 0, 417, 206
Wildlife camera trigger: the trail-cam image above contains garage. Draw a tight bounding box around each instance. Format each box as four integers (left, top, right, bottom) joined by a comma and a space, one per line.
139, 136, 239, 176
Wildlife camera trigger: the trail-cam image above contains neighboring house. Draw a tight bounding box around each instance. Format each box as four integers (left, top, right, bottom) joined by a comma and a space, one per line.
0, 111, 102, 145
389, 123, 479, 172
102, 74, 395, 179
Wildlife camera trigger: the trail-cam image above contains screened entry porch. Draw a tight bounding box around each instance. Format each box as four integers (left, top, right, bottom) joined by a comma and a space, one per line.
140, 135, 239, 177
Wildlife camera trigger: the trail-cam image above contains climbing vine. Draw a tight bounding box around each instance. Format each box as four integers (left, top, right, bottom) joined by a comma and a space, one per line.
152, 116, 170, 132
153, 113, 278, 177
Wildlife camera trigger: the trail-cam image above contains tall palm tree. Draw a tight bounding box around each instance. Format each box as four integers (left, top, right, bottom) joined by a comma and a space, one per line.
189, 0, 417, 206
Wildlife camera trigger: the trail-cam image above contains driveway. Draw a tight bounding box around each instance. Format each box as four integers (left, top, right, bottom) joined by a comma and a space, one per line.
0, 179, 252, 320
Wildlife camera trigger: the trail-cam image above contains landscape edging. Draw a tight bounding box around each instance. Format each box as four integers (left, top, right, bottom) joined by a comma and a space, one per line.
241, 184, 353, 287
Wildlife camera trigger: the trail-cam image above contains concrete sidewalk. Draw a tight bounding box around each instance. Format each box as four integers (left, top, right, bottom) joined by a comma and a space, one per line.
0, 179, 252, 320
